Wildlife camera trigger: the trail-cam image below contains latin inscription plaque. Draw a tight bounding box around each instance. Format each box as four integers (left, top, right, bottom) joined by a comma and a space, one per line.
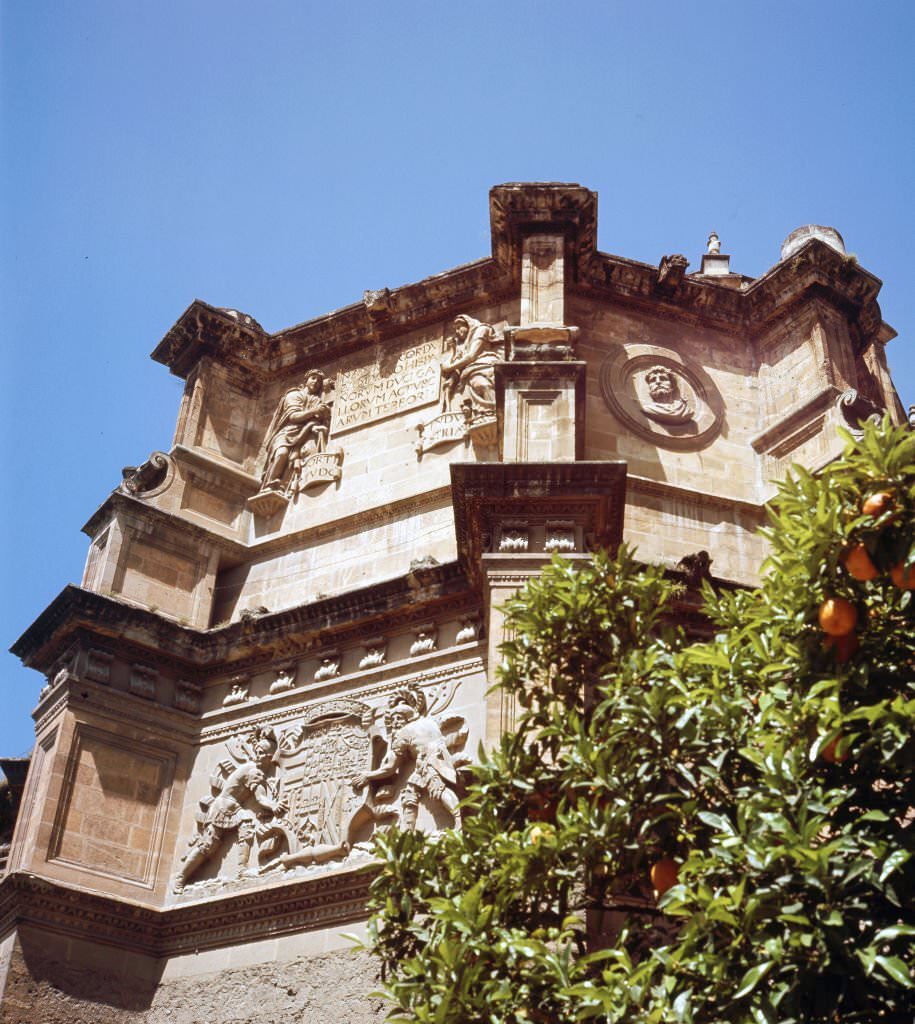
331, 340, 440, 434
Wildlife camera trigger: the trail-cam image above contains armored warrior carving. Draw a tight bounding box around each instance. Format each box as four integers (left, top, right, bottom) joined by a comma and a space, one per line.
440, 315, 501, 419
260, 369, 332, 493
173, 727, 287, 892
640, 365, 694, 425
353, 684, 468, 831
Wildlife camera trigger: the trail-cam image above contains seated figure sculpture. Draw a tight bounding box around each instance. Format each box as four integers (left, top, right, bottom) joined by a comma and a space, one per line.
440, 315, 501, 420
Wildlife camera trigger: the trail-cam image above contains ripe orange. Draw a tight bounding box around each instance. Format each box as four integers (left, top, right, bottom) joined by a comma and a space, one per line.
841, 544, 879, 582
650, 857, 680, 896
822, 736, 848, 764
862, 492, 894, 517
818, 598, 858, 637
890, 563, 915, 590
824, 632, 859, 663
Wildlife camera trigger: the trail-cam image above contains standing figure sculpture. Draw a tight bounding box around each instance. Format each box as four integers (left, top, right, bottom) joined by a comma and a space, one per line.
352, 684, 468, 831
174, 728, 287, 892
640, 365, 694, 426
260, 370, 331, 493
440, 315, 501, 419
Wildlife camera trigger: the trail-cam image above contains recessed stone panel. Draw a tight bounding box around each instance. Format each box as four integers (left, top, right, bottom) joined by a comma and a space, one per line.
49, 726, 175, 887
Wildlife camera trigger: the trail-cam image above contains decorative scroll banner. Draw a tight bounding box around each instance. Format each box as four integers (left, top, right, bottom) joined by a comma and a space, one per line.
331, 340, 441, 434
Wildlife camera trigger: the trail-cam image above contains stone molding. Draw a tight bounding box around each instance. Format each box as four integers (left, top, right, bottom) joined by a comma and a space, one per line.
13, 560, 477, 681
626, 474, 766, 520
750, 385, 839, 455
198, 653, 483, 744
0, 867, 374, 957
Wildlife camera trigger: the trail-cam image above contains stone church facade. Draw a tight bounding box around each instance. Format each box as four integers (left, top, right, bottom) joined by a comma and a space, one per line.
1, 183, 904, 1021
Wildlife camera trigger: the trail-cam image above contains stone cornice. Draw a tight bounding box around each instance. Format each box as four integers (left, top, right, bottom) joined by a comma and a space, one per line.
11, 560, 476, 676
0, 867, 375, 957
451, 461, 627, 588
579, 239, 887, 343
80, 490, 249, 555
149, 185, 893, 386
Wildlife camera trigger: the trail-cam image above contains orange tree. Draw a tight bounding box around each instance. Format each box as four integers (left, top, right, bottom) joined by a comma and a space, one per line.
363, 419, 914, 1023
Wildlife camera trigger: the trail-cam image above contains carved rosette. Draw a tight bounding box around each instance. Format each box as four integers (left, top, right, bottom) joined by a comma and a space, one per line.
599, 344, 723, 450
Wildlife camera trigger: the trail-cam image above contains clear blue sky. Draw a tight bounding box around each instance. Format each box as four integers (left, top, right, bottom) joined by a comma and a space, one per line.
2, 1, 913, 755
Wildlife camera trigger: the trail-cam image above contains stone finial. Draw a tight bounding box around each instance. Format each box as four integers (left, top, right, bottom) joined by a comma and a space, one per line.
706, 232, 720, 256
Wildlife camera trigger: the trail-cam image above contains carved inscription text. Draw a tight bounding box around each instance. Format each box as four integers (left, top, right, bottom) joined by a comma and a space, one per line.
331, 341, 440, 433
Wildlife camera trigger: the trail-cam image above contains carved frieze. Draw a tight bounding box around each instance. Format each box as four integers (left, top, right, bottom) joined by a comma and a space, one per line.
85, 648, 114, 685
174, 680, 201, 715
544, 520, 577, 553
353, 683, 469, 832
175, 683, 472, 895
223, 677, 251, 707
599, 344, 723, 450
174, 726, 286, 891
455, 615, 481, 644
314, 652, 341, 682
498, 523, 529, 552
409, 624, 437, 657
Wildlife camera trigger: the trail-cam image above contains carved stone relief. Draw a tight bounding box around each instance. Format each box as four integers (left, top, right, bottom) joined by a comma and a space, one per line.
86, 648, 113, 685
270, 664, 297, 694
544, 520, 576, 553
358, 637, 387, 670
409, 624, 437, 657
119, 451, 175, 498
248, 370, 343, 516
174, 726, 286, 891
174, 680, 201, 714
455, 615, 481, 644
352, 683, 469, 832
174, 683, 472, 894
314, 652, 341, 682
129, 663, 157, 700
599, 344, 723, 450
223, 677, 251, 707
416, 316, 501, 456
498, 523, 529, 552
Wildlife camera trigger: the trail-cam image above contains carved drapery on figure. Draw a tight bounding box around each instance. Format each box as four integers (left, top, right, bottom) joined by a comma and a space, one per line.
440, 315, 501, 419
417, 316, 501, 456
257, 370, 342, 499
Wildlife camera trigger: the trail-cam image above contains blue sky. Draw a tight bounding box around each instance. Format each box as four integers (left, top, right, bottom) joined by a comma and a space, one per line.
2, 1, 913, 754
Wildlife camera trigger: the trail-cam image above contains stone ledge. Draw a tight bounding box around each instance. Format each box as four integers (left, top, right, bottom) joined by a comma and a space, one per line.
0, 868, 375, 957
11, 560, 476, 678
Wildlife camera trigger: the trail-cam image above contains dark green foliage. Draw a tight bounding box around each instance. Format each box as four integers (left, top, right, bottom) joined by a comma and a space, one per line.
364, 420, 914, 1024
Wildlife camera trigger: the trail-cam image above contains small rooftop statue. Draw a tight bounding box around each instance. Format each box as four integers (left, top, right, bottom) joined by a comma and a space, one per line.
706, 231, 721, 255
